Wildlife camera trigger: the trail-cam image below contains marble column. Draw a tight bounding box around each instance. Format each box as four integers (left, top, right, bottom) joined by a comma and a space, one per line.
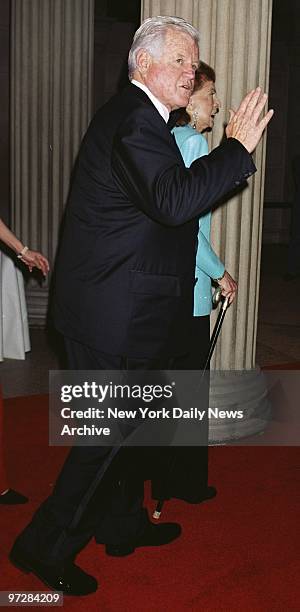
10, 0, 94, 324
141, 0, 273, 440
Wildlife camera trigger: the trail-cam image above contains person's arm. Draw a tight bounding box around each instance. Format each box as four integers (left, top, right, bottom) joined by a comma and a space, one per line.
196, 229, 224, 278
177, 132, 226, 275
195, 233, 237, 303
0, 218, 49, 276
112, 88, 272, 227
112, 107, 256, 227
177, 133, 238, 304
0, 218, 24, 253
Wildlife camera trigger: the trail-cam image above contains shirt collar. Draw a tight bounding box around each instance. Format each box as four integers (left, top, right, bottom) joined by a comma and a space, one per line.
131, 79, 170, 123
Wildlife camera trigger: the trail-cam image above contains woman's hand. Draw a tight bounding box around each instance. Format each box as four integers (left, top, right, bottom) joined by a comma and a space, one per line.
19, 249, 50, 276
217, 271, 237, 304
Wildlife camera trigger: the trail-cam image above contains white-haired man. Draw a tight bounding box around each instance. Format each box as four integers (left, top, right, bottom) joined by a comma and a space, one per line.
10, 16, 273, 595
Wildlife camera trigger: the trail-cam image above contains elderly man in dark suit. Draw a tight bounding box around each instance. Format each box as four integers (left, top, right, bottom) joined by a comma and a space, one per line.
10, 16, 273, 595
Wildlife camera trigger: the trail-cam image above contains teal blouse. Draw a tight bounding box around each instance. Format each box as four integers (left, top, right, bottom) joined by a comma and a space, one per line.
172, 125, 225, 316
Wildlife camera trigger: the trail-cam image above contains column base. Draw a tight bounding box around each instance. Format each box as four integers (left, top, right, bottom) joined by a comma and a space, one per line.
25, 286, 49, 327
208, 367, 271, 443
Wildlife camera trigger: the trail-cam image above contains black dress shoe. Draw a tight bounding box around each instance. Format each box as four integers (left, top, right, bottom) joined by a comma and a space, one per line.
10, 541, 98, 596
0, 489, 28, 504
105, 519, 181, 557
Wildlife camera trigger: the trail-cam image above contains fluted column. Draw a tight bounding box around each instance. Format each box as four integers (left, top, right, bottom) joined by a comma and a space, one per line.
142, 0, 273, 440
10, 0, 94, 324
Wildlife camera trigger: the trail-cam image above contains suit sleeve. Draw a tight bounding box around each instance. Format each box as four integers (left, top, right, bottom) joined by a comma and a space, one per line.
111, 106, 256, 227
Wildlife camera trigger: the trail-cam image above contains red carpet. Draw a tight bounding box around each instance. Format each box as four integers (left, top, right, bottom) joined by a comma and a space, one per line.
263, 362, 300, 370
1, 394, 300, 611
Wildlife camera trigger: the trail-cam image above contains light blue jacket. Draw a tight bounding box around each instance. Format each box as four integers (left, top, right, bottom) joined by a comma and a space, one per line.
172, 125, 225, 316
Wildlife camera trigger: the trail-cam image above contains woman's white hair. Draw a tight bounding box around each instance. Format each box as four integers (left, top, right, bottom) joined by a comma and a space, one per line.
128, 16, 200, 79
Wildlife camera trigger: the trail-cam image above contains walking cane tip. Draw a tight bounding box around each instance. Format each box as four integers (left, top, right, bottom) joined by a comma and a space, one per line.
152, 510, 162, 519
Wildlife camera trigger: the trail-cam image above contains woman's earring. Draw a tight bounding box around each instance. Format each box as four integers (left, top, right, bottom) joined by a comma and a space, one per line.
191, 111, 198, 129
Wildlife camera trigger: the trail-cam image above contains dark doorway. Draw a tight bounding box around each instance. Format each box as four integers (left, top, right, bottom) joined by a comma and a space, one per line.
94, 0, 141, 111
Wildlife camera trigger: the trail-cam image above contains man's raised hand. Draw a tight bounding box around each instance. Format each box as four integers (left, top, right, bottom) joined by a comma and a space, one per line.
226, 87, 274, 154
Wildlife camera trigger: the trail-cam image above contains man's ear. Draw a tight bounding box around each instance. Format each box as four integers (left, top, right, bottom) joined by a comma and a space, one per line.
136, 49, 152, 75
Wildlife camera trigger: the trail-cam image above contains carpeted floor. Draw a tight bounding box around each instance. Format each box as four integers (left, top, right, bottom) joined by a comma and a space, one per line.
263, 362, 300, 370
1, 394, 300, 611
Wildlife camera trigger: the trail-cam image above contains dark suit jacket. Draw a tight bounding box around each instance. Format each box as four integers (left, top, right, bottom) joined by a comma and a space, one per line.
53, 84, 255, 358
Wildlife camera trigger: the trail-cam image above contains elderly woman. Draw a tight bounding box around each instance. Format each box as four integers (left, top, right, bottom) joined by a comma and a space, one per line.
173, 61, 237, 369
152, 63, 238, 508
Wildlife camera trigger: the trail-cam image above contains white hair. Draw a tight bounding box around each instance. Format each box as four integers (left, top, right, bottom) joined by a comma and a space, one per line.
128, 16, 200, 80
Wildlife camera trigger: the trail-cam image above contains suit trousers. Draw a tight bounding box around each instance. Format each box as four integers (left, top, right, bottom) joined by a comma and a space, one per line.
14, 337, 179, 565
151, 315, 210, 502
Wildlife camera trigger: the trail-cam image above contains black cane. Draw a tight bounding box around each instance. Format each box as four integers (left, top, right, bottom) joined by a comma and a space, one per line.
202, 295, 230, 373
152, 293, 230, 520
